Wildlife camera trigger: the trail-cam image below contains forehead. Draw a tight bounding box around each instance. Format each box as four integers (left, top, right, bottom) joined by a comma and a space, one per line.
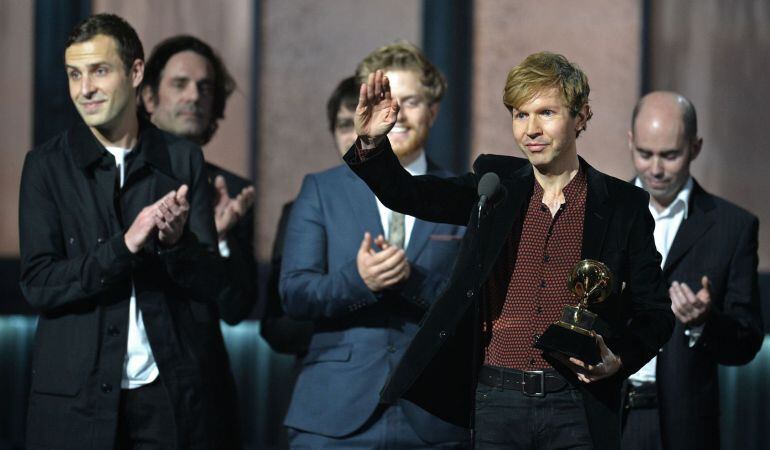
160, 50, 214, 82
633, 108, 685, 147
384, 69, 425, 97
513, 87, 566, 110
336, 106, 354, 118
65, 34, 122, 67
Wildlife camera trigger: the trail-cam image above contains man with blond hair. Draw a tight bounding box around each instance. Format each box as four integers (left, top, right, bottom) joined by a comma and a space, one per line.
345, 51, 674, 449
280, 43, 467, 448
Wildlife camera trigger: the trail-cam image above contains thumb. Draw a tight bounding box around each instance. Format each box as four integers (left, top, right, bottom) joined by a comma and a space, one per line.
359, 232, 372, 253
214, 175, 228, 196
701, 275, 710, 292
176, 184, 189, 205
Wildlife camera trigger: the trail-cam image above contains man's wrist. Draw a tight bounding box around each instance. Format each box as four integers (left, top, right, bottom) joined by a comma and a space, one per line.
358, 135, 384, 150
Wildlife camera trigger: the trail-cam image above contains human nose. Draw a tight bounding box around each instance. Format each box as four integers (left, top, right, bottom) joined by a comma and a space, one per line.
80, 75, 95, 97
650, 157, 664, 177
526, 116, 541, 137
182, 83, 200, 103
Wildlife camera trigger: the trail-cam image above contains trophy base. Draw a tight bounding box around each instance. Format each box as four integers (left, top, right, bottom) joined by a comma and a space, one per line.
534, 322, 601, 365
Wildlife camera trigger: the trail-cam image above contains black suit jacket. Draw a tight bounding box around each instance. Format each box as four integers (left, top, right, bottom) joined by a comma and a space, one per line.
344, 140, 674, 450
653, 180, 763, 450
19, 118, 243, 449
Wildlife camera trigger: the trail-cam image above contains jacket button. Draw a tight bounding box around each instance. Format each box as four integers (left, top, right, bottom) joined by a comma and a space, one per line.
100, 278, 106, 285
466, 289, 474, 298
101, 383, 113, 393
439, 330, 447, 339
97, 237, 105, 244
107, 325, 120, 336
387, 345, 396, 353
68, 237, 75, 245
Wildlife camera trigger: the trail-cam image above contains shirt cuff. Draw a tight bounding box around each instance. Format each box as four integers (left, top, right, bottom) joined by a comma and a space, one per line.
218, 238, 231, 258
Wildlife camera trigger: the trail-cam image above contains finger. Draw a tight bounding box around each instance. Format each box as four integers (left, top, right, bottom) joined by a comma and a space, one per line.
369, 245, 403, 267
176, 185, 189, 206
374, 70, 382, 99
377, 258, 409, 284
382, 74, 392, 101
679, 282, 699, 306
358, 82, 369, 108
701, 276, 711, 293
214, 175, 228, 196
595, 333, 611, 358
366, 73, 375, 102
241, 186, 256, 208
359, 232, 373, 254
568, 357, 593, 372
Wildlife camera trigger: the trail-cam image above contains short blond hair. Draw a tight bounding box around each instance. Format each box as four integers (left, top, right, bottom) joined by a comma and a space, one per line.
503, 52, 593, 134
355, 41, 446, 104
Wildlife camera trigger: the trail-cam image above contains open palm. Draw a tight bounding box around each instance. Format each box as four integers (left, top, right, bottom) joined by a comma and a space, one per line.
355, 70, 400, 143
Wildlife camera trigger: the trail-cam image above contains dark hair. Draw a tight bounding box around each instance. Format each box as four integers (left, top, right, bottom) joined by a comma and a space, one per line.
326, 77, 359, 134
140, 35, 236, 143
632, 93, 698, 144
65, 13, 143, 73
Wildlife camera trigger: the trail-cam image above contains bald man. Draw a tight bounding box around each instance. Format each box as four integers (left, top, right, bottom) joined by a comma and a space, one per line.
622, 91, 763, 450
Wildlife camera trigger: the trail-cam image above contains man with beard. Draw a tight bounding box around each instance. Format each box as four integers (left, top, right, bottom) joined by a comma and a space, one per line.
19, 14, 244, 449
345, 52, 674, 449
279, 42, 468, 448
622, 91, 763, 450
140, 35, 256, 326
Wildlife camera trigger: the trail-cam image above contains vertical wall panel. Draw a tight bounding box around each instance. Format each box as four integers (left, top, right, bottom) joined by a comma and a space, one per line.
257, 0, 422, 261
648, 0, 770, 270
0, 1, 34, 256
472, 0, 642, 180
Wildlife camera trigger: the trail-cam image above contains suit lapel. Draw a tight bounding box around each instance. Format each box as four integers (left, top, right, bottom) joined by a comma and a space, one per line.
344, 169, 384, 238
663, 181, 715, 274
480, 163, 533, 272
581, 160, 611, 261
406, 162, 445, 260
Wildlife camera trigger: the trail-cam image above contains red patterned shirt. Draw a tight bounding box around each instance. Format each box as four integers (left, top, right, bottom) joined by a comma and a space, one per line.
484, 169, 587, 370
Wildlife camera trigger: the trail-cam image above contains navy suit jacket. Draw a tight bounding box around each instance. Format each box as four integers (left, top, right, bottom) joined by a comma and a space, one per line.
279, 160, 467, 443
653, 180, 763, 450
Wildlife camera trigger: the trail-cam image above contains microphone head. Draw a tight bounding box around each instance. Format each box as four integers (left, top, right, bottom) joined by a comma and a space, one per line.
477, 172, 500, 198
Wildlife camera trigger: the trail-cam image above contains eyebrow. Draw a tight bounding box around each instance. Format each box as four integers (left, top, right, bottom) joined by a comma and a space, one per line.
634, 147, 682, 155
66, 62, 112, 70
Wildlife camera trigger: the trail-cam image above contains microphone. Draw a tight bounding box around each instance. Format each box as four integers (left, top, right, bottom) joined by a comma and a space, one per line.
477, 172, 500, 217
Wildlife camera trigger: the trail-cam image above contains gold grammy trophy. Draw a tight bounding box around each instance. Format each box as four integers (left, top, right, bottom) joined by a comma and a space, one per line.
534, 259, 613, 365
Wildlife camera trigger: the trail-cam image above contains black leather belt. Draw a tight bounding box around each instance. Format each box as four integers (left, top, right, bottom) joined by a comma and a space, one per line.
625, 382, 658, 409
479, 365, 568, 397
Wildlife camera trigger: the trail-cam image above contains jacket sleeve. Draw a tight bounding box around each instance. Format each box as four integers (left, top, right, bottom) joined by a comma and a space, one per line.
615, 195, 676, 377
344, 139, 478, 226
279, 174, 379, 320
18, 152, 136, 313
158, 147, 253, 321
700, 215, 763, 365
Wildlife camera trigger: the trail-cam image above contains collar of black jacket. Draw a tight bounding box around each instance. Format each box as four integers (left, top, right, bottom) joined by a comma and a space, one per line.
68, 114, 174, 178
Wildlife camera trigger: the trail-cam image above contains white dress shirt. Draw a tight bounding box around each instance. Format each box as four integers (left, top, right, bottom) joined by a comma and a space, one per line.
629, 176, 694, 385
375, 151, 427, 249
105, 146, 160, 390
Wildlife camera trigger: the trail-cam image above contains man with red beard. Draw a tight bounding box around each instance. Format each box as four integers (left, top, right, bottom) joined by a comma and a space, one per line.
279, 42, 468, 448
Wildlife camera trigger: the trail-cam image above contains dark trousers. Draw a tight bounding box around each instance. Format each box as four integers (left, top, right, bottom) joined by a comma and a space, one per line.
115, 379, 177, 450
621, 382, 663, 450
474, 380, 593, 449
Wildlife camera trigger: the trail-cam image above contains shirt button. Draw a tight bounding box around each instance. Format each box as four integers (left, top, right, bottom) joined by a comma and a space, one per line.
529, 358, 535, 365
387, 345, 396, 353
536, 306, 543, 314
533, 334, 541, 341
543, 255, 550, 262
540, 205, 548, 212
107, 325, 120, 336
101, 383, 113, 393
540, 280, 546, 288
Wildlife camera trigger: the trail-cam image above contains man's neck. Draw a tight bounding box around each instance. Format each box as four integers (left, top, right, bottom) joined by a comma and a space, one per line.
91, 111, 139, 149
397, 148, 423, 168
532, 153, 580, 196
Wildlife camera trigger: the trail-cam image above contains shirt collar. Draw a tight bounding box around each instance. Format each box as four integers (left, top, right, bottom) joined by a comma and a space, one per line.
403, 150, 427, 176
635, 176, 693, 219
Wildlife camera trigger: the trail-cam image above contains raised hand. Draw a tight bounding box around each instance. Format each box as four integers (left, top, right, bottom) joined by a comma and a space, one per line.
670, 277, 712, 326
356, 232, 411, 292
355, 70, 401, 147
213, 175, 255, 239
156, 185, 190, 247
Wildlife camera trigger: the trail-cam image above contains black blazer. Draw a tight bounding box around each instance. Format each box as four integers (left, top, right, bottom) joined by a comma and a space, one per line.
19, 119, 243, 449
344, 140, 674, 450
653, 180, 763, 450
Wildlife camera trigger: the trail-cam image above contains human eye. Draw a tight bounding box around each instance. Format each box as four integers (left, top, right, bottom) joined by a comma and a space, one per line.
198, 81, 215, 96
95, 66, 110, 76
514, 111, 527, 120
541, 109, 555, 117
635, 149, 652, 159
68, 70, 81, 81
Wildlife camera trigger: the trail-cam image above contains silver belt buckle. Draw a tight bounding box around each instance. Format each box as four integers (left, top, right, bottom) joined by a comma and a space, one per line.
522, 370, 545, 397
